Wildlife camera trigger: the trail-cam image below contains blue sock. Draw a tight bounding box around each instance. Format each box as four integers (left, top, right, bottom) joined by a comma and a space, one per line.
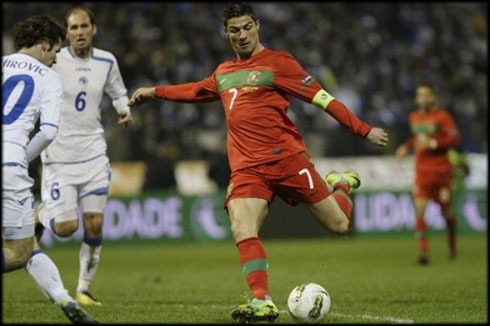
31, 249, 43, 257
83, 234, 102, 247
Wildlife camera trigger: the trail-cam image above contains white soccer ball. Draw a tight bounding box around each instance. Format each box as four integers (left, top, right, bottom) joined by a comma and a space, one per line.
288, 283, 331, 324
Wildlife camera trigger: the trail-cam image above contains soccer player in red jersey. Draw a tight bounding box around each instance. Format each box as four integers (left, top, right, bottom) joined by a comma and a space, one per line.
129, 3, 388, 323
396, 84, 461, 265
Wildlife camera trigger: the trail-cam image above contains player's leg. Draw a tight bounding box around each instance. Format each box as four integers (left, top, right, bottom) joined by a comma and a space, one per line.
26, 237, 72, 304
225, 170, 279, 323
36, 203, 79, 239
2, 194, 96, 323
414, 196, 430, 264
307, 196, 351, 234
2, 167, 37, 272
76, 156, 110, 306
26, 238, 98, 323
438, 186, 457, 259
229, 197, 270, 298
228, 197, 279, 323
307, 170, 362, 234
37, 166, 80, 239
275, 153, 356, 234
75, 210, 104, 306
2, 236, 33, 272
37, 211, 79, 238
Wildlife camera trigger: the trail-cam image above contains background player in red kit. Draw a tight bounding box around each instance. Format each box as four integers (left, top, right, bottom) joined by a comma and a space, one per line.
396, 84, 461, 265
129, 3, 388, 323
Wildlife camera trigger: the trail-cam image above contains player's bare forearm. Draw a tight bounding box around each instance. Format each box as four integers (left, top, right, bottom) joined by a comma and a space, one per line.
117, 111, 133, 127
366, 127, 389, 147
128, 87, 156, 107
395, 143, 410, 158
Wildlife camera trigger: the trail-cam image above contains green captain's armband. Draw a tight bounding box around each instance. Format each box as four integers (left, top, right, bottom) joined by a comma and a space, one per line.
312, 89, 335, 109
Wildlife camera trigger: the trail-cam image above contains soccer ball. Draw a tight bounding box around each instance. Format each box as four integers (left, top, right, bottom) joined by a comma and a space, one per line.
288, 283, 331, 324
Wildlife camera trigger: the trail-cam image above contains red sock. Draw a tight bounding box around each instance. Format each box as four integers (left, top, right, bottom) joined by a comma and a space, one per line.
334, 182, 350, 194
332, 184, 353, 221
236, 237, 269, 300
446, 216, 457, 253
415, 218, 429, 255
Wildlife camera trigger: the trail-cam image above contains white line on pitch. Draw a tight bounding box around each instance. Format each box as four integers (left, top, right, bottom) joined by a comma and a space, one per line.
171, 305, 415, 324
280, 309, 414, 324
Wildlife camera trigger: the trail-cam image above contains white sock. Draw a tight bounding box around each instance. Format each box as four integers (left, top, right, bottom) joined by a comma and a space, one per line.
76, 242, 102, 294
38, 205, 54, 233
26, 251, 73, 305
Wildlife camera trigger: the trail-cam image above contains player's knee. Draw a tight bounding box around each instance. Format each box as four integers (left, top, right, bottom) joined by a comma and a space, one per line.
331, 218, 349, 235
54, 220, 79, 237
84, 213, 103, 236
230, 220, 255, 242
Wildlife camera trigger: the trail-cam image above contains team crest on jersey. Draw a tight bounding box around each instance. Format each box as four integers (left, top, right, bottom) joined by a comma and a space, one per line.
79, 76, 88, 88
247, 71, 262, 85
427, 124, 436, 134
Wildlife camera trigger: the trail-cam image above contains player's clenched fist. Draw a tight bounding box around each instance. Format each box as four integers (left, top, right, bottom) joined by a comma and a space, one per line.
366, 127, 389, 147
128, 87, 156, 107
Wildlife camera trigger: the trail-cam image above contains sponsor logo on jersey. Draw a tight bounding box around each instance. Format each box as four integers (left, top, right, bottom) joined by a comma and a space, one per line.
242, 86, 259, 92
17, 196, 29, 206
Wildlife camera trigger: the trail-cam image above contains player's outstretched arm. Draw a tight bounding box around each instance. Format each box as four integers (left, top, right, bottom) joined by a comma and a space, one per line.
395, 136, 414, 158
272, 52, 388, 148
128, 87, 156, 107
129, 74, 219, 108
366, 127, 389, 148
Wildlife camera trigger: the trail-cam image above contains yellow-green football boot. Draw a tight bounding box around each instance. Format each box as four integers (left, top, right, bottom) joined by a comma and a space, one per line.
231, 298, 279, 324
325, 171, 361, 192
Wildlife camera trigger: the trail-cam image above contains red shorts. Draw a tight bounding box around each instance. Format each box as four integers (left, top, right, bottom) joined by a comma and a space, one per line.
414, 169, 452, 204
224, 152, 331, 208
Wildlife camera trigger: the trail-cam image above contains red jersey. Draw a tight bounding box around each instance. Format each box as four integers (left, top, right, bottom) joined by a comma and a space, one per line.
403, 108, 461, 174
155, 48, 371, 172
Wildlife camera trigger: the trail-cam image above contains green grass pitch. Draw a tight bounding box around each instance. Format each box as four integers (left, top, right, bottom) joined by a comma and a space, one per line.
2, 233, 487, 324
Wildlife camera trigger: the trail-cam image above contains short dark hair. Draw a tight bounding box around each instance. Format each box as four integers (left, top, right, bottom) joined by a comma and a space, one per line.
417, 83, 435, 93
222, 2, 258, 27
12, 15, 66, 51
65, 7, 96, 27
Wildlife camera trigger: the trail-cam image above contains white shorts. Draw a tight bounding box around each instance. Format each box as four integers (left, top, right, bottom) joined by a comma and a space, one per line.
2, 164, 35, 239
41, 155, 111, 220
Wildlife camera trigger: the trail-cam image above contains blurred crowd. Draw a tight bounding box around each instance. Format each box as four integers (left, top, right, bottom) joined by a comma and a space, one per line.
2, 2, 487, 189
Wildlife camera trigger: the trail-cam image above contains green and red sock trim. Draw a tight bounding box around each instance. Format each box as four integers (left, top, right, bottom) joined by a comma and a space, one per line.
237, 237, 270, 300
